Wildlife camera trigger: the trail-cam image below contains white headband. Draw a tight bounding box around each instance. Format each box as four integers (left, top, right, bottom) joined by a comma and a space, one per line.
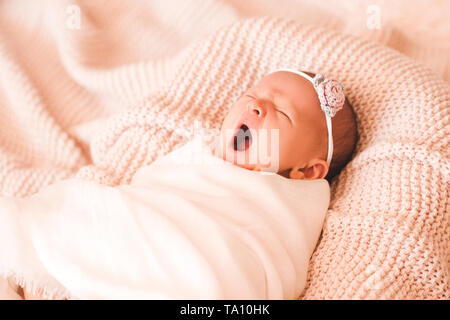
272, 68, 345, 166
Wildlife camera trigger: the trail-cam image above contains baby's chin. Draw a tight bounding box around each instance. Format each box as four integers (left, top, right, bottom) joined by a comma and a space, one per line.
223, 156, 258, 170
218, 140, 256, 170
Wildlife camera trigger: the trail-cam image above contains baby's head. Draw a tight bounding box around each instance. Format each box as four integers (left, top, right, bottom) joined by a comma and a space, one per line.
219, 70, 357, 181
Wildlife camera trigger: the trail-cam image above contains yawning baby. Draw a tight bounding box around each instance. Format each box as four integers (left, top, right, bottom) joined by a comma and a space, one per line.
218, 69, 357, 181
1, 69, 357, 300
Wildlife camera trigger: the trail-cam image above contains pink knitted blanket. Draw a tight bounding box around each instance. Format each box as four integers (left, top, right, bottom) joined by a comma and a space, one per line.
0, 1, 448, 299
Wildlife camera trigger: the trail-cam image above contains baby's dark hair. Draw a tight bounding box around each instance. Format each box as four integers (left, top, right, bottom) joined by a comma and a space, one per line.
302, 71, 358, 181
325, 97, 358, 182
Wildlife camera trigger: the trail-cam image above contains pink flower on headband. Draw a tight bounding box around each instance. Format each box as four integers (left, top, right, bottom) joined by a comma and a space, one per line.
314, 74, 345, 118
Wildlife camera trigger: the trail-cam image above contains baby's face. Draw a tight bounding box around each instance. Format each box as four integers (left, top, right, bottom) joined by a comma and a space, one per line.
219, 71, 329, 179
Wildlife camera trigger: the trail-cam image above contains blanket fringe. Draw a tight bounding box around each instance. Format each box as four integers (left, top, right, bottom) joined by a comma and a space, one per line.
1, 270, 72, 300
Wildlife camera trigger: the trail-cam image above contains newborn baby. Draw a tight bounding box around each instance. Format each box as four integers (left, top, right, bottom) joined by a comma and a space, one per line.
2, 69, 357, 300
218, 69, 357, 181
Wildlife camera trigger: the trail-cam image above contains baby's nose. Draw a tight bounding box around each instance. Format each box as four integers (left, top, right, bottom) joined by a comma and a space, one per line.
250, 103, 265, 117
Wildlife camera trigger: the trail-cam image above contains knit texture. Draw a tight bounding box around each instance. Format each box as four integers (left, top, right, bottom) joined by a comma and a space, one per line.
0, 1, 449, 299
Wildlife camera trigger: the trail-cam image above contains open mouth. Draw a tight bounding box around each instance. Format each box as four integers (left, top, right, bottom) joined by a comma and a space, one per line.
233, 124, 252, 151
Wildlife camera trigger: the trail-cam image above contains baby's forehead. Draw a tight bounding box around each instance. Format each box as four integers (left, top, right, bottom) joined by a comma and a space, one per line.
252, 71, 319, 110
256, 71, 314, 94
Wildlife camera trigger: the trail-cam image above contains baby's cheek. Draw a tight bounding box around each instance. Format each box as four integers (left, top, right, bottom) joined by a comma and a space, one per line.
276, 131, 300, 170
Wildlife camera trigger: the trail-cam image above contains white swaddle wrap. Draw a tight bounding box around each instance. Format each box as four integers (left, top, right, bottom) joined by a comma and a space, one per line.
0, 140, 330, 299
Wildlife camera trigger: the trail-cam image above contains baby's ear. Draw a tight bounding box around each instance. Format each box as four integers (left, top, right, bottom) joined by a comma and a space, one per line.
289, 159, 329, 180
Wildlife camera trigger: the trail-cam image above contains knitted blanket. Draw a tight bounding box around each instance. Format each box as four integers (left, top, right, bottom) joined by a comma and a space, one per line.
0, 1, 449, 299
